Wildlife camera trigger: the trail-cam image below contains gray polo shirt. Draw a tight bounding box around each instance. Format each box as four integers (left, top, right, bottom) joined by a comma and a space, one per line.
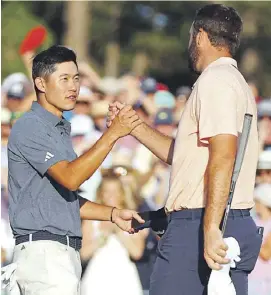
8, 102, 82, 238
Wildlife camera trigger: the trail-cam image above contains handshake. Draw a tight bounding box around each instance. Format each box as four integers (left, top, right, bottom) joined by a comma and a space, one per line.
106, 101, 142, 139
106, 102, 169, 236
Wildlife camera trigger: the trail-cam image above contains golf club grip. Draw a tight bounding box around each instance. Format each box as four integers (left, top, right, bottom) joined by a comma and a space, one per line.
221, 114, 253, 235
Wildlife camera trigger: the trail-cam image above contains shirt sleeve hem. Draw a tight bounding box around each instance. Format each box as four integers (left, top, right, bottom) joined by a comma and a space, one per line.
199, 131, 238, 144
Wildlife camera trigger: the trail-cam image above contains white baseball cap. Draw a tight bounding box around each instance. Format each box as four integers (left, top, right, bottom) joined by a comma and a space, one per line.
257, 99, 271, 118
1, 73, 30, 93
78, 86, 93, 102
98, 77, 126, 95
258, 151, 271, 170
254, 183, 271, 207
70, 114, 94, 137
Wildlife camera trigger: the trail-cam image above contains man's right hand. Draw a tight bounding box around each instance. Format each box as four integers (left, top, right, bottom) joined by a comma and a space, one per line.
108, 105, 142, 138
106, 101, 126, 128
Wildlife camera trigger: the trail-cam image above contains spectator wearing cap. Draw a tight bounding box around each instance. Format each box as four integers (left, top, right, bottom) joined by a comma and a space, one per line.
156, 83, 169, 91
249, 184, 271, 295
5, 82, 26, 113
63, 86, 94, 122
258, 99, 271, 151
140, 78, 159, 117
70, 114, 94, 153
83, 100, 115, 177
90, 100, 110, 134
174, 86, 191, 122
1, 73, 31, 108
153, 108, 176, 137
118, 74, 143, 106
97, 77, 127, 104
154, 91, 176, 110
73, 86, 94, 116
141, 77, 157, 98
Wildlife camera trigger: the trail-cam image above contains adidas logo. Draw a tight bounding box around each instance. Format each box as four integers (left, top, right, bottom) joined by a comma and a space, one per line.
45, 152, 54, 162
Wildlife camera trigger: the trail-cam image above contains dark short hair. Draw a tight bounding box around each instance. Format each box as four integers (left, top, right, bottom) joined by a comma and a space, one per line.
193, 4, 243, 56
32, 45, 78, 93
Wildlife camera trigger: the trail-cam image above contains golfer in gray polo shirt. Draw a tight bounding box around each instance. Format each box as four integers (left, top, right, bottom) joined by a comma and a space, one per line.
6, 45, 144, 295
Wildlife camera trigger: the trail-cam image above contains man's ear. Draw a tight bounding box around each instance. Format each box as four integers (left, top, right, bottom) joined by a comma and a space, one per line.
196, 28, 208, 47
34, 77, 46, 93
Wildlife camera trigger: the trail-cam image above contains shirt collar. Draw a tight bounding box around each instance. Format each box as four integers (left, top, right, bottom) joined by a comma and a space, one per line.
203, 57, 238, 73
31, 101, 71, 129
192, 57, 238, 89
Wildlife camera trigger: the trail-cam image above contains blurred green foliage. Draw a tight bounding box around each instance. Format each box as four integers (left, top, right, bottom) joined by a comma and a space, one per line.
1, 2, 55, 79
1, 1, 271, 96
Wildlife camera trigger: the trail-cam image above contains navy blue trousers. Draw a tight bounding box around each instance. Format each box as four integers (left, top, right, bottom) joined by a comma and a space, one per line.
150, 209, 263, 295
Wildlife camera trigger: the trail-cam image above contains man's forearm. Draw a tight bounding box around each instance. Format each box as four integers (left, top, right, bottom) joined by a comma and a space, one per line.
204, 157, 235, 231
132, 122, 175, 165
79, 198, 114, 221
59, 129, 118, 190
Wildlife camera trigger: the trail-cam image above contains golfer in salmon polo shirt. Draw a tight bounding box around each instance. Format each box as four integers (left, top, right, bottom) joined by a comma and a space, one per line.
107, 4, 262, 295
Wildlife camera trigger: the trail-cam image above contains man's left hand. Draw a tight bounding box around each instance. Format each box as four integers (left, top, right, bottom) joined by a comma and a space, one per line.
204, 226, 230, 270
112, 208, 145, 234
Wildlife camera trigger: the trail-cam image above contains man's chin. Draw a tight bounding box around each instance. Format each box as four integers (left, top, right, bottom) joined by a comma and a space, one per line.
62, 102, 76, 112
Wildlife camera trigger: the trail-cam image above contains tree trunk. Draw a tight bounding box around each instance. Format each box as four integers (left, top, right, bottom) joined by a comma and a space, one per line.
104, 3, 121, 77
132, 52, 149, 76
104, 42, 120, 77
63, 1, 91, 61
